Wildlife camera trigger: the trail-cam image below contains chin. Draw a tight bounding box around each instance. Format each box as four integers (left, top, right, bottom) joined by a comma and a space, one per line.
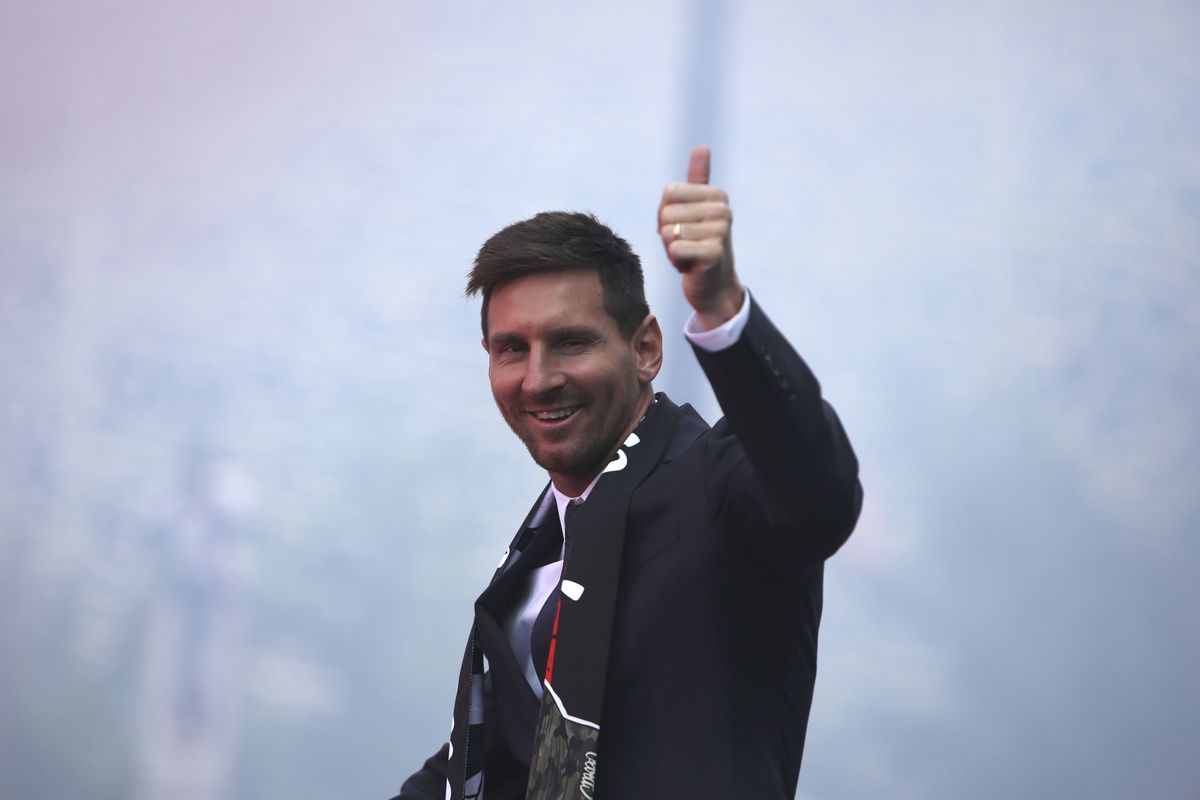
529, 443, 602, 478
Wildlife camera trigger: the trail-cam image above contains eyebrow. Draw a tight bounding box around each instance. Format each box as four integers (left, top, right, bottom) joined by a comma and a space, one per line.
487, 325, 605, 349
550, 325, 605, 342
487, 332, 524, 350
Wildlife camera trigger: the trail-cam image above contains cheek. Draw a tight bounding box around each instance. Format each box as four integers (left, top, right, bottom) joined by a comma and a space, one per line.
491, 371, 531, 415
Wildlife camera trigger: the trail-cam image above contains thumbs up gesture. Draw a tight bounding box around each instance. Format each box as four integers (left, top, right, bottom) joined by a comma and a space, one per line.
658, 145, 744, 330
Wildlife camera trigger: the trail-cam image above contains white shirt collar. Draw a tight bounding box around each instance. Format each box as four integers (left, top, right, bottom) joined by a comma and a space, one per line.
549, 472, 602, 537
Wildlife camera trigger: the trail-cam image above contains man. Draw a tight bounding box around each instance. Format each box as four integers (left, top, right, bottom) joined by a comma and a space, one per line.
395, 146, 862, 800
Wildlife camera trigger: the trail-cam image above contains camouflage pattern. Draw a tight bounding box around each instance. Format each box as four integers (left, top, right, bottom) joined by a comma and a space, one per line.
525, 689, 601, 800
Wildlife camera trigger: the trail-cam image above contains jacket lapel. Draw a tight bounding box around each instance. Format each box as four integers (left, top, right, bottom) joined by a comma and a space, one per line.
473, 491, 562, 765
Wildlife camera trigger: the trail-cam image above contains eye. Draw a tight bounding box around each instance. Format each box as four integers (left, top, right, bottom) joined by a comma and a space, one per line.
494, 342, 527, 357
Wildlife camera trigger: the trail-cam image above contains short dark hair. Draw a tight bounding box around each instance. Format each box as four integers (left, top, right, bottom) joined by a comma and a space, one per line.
467, 211, 650, 339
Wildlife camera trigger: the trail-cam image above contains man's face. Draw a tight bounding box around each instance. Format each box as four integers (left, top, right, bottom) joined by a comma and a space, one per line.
484, 269, 661, 495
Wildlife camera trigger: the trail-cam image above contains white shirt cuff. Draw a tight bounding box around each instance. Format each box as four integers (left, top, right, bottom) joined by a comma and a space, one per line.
684, 288, 752, 352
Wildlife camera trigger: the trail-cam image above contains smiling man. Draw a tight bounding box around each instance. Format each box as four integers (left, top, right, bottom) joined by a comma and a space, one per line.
394, 147, 862, 800
483, 261, 661, 498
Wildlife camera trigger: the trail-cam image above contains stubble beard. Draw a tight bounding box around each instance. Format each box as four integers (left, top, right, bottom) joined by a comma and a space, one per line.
499, 384, 643, 484
508, 407, 614, 480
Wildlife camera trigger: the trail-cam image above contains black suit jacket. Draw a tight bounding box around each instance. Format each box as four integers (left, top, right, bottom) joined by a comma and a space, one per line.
397, 299, 862, 800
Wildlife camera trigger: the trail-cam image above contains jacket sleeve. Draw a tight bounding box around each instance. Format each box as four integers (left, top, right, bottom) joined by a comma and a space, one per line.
391, 743, 448, 800
692, 297, 863, 563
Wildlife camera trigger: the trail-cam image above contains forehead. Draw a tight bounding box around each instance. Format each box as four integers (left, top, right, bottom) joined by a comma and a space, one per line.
486, 269, 615, 337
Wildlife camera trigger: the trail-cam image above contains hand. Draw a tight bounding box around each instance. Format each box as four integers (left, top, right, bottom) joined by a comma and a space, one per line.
658, 145, 744, 330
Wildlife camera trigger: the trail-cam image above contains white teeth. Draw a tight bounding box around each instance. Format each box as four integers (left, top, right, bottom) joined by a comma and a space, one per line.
535, 407, 576, 420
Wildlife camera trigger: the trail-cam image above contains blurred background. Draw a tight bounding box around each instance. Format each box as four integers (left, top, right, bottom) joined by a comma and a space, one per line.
2, 0, 1198, 797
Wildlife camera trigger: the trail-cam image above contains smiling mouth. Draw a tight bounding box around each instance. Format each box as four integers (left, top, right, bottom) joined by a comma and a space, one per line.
531, 406, 581, 421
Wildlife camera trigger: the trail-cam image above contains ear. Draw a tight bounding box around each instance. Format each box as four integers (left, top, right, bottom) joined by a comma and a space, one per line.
481, 336, 489, 353
633, 314, 663, 384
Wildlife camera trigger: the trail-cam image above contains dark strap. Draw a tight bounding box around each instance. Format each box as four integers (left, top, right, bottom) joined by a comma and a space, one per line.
526, 398, 677, 800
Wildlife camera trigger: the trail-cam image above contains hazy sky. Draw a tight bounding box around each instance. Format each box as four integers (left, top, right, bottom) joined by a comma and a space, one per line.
2, 1, 1198, 798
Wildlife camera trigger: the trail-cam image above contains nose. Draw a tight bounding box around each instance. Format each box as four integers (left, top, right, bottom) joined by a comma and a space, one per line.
521, 346, 566, 399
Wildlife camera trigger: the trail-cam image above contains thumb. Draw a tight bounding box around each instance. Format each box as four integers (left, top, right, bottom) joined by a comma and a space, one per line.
687, 145, 711, 185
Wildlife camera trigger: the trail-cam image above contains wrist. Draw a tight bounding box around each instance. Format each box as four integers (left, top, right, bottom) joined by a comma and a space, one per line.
693, 283, 745, 331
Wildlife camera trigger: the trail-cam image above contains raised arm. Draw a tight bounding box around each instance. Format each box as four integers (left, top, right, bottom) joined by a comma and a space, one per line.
659, 146, 862, 562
